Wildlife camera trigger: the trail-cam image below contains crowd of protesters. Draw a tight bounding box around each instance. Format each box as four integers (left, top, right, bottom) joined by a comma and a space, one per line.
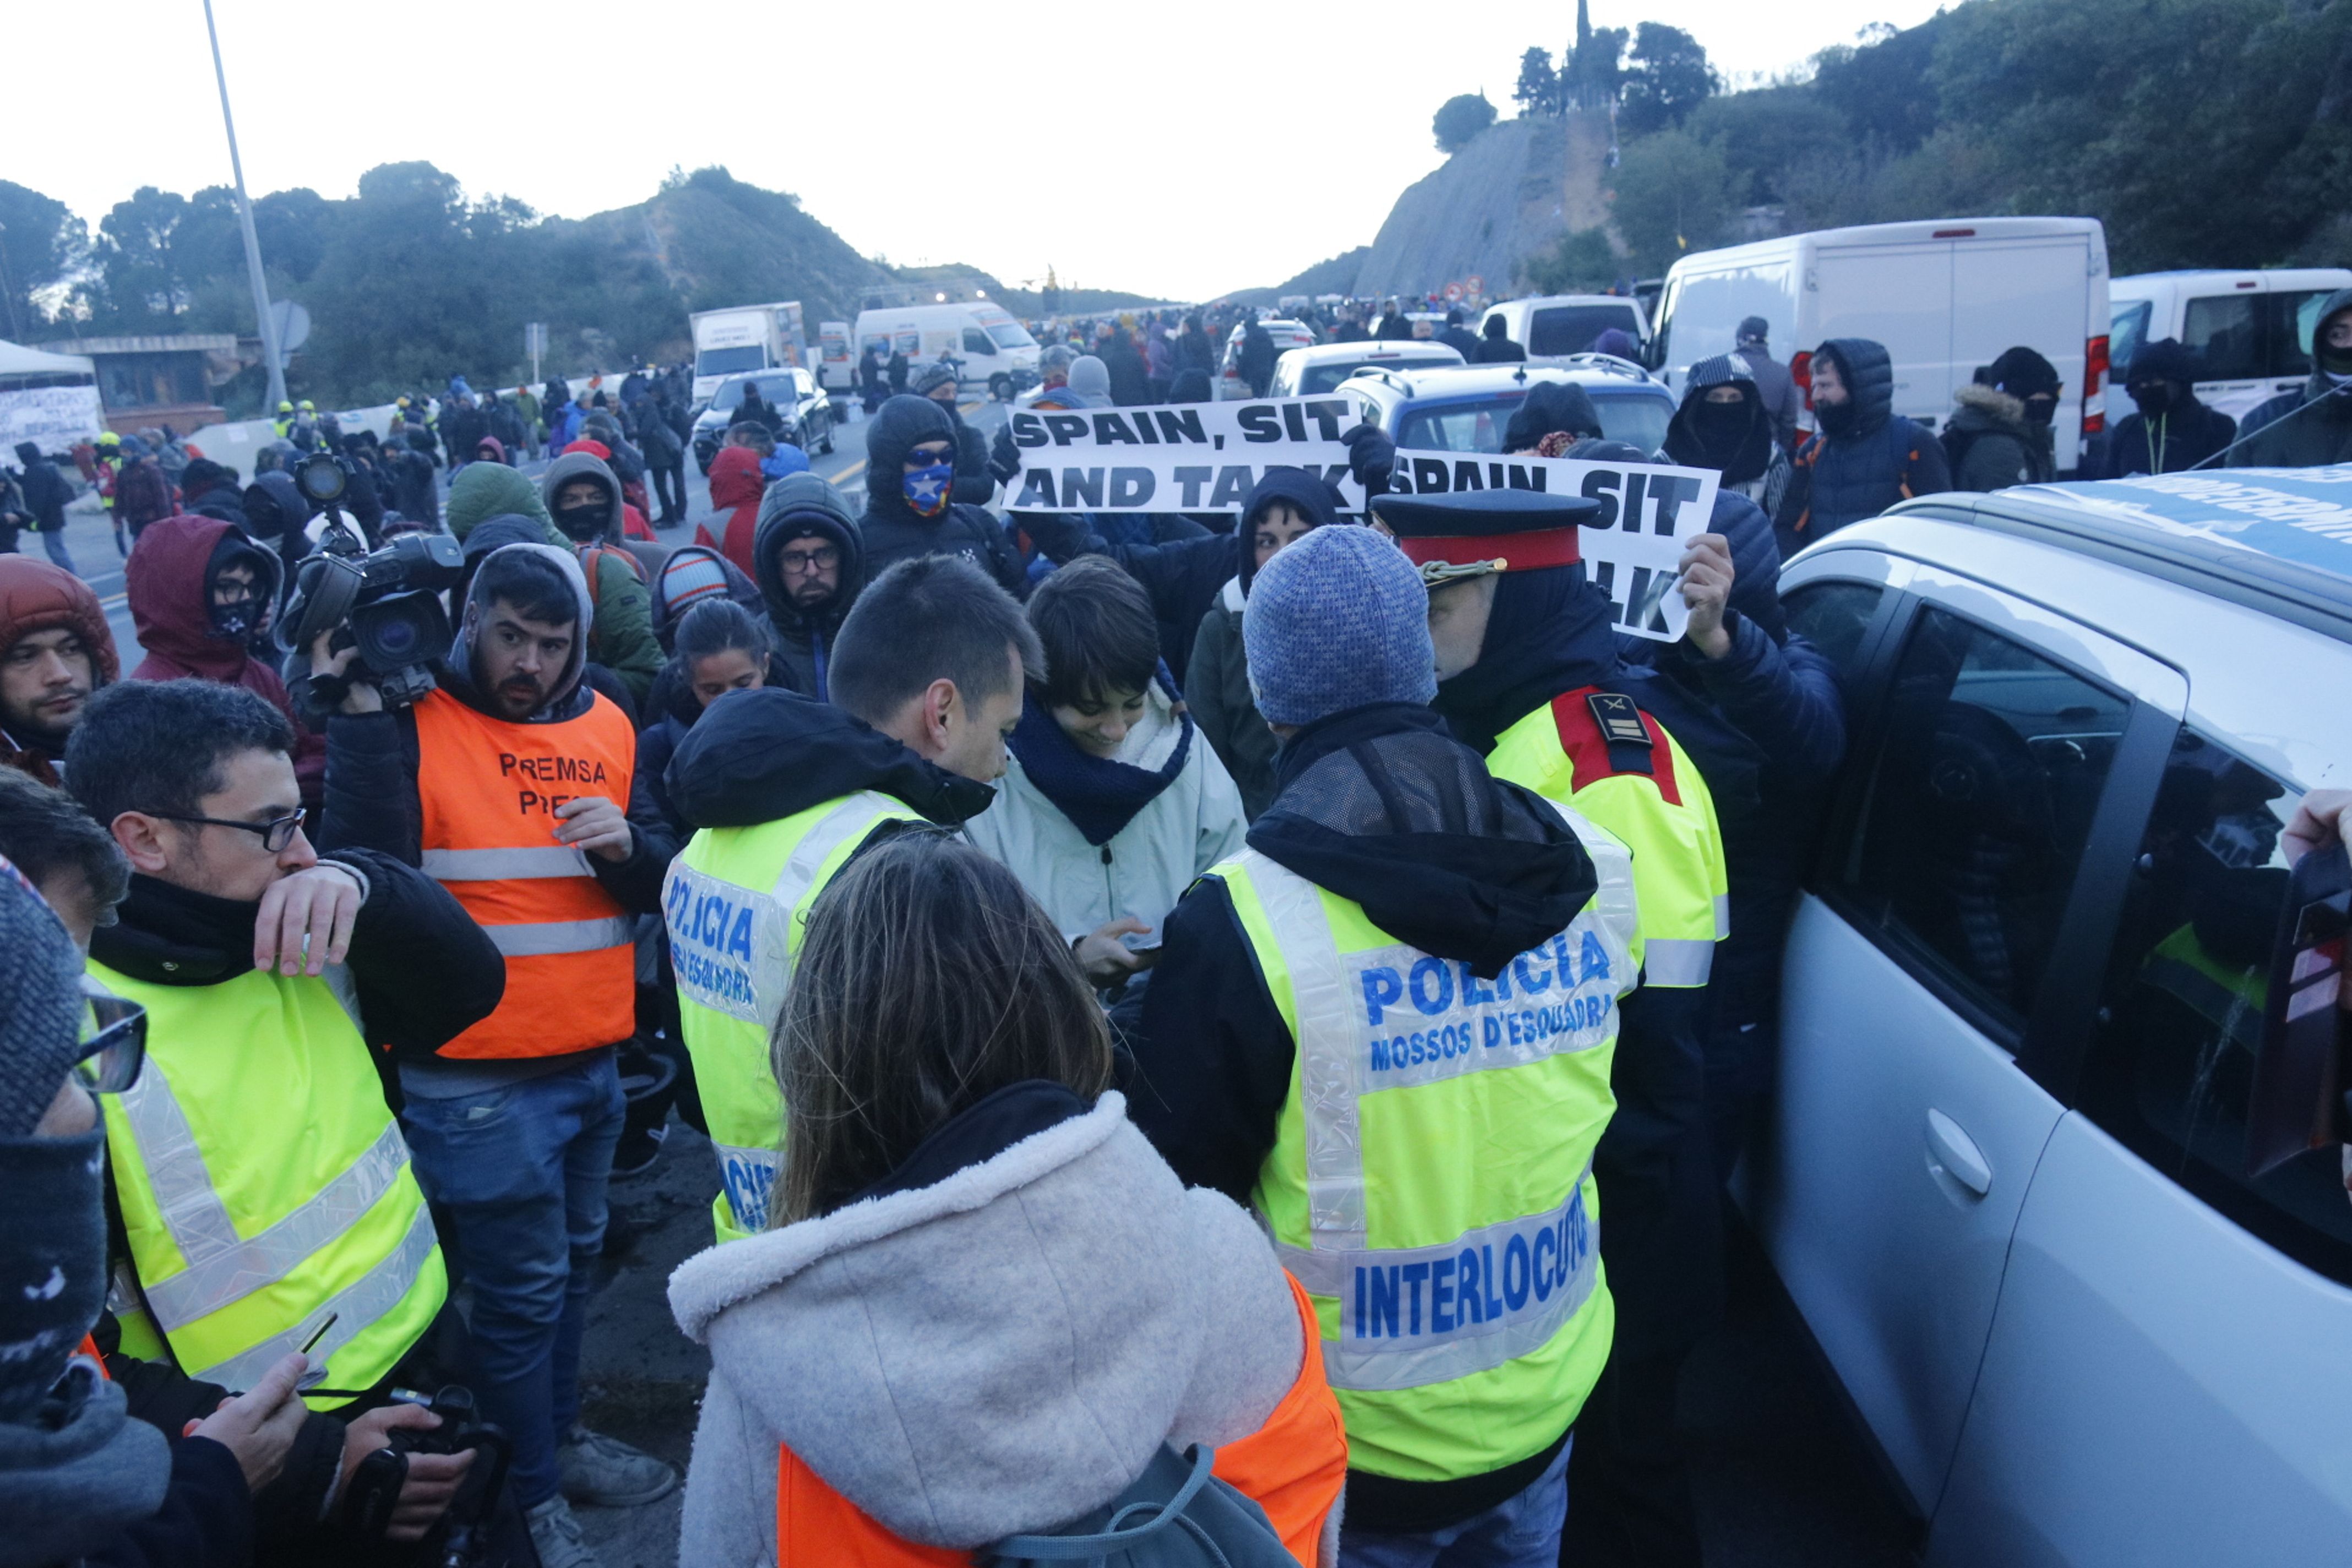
2, 280, 2349, 1568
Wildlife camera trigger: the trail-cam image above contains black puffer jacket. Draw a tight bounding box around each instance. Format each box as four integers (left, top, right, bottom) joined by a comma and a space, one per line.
2230, 288, 2352, 469
753, 473, 865, 701
857, 396, 1026, 595
1773, 337, 1951, 555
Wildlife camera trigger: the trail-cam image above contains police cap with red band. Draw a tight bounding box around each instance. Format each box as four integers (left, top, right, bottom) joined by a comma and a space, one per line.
1370, 488, 1607, 587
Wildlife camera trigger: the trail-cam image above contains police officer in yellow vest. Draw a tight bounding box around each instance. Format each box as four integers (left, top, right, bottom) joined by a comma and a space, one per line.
57, 677, 508, 1547
661, 554, 1040, 1243
313, 543, 681, 1564
1123, 525, 1639, 1566
1378, 487, 1736, 1568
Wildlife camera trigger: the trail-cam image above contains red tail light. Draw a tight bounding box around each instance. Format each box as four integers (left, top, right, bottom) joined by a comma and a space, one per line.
1792, 350, 1814, 410
2083, 334, 2109, 435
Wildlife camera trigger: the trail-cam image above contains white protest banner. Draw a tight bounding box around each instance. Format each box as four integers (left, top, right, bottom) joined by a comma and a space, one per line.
1375, 452, 1718, 641
1002, 396, 1369, 515
1004, 395, 1718, 641
0, 384, 105, 449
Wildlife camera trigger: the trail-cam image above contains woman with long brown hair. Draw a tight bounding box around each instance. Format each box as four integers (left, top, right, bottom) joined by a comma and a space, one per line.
667, 831, 1345, 1566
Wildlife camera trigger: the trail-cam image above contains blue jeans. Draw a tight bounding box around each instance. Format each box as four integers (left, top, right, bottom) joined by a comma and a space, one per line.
400, 1055, 625, 1507
1340, 1437, 1572, 1568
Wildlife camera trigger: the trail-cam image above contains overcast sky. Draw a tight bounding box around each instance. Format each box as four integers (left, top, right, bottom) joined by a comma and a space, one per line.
17, 0, 1947, 302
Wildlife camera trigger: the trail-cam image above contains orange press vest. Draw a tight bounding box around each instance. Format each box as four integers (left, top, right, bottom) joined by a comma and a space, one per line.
412, 687, 638, 1059
774, 1272, 1347, 1567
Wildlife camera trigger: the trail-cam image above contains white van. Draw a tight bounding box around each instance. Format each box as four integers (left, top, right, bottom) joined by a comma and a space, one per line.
1652, 217, 2111, 472
1479, 294, 1650, 361
2109, 269, 2352, 423
853, 302, 1041, 400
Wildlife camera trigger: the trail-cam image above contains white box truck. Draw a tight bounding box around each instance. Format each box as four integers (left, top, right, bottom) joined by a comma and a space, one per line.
1651, 217, 2112, 473
2108, 268, 2352, 423
854, 302, 1041, 401
690, 302, 807, 406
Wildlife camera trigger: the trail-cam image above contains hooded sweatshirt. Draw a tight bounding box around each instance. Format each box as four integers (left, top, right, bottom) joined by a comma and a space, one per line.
239, 470, 313, 592
533, 451, 663, 704
1662, 355, 1787, 508
668, 1087, 1332, 1564
1184, 470, 1342, 819
752, 473, 864, 701
2230, 287, 2352, 469
124, 514, 326, 806
858, 396, 1026, 595
699, 444, 768, 576
1121, 702, 1606, 1526
2100, 337, 2236, 476
0, 557, 118, 786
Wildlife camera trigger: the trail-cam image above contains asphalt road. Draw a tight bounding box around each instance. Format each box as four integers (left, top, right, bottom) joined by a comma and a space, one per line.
47, 399, 1921, 1565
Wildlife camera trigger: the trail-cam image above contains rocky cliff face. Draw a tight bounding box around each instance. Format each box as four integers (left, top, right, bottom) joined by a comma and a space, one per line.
1353, 112, 1617, 300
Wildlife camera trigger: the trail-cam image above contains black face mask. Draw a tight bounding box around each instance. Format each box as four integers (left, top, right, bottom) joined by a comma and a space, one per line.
1692, 397, 1751, 444
1816, 398, 1860, 438
552, 502, 606, 542
209, 593, 261, 640
2022, 396, 2057, 427
2130, 383, 2174, 417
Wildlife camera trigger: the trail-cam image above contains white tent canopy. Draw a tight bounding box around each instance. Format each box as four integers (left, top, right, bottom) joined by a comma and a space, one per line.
0, 340, 96, 380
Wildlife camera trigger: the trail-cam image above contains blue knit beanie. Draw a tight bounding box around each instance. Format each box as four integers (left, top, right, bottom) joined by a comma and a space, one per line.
1244, 524, 1436, 726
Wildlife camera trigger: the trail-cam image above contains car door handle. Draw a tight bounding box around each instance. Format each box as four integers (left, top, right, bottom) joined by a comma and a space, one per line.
1925, 1109, 1992, 1199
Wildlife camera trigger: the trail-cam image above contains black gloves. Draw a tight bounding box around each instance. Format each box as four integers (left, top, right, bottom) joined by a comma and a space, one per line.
989, 423, 1024, 486
1342, 422, 1396, 499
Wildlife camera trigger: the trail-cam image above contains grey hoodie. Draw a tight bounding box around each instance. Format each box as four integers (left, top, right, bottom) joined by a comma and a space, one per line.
667, 1093, 1315, 1561
455, 542, 596, 715
540, 449, 625, 543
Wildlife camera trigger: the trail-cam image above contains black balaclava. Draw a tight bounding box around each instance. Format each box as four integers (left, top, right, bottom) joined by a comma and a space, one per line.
552, 476, 613, 543
2317, 306, 2352, 380
204, 535, 272, 640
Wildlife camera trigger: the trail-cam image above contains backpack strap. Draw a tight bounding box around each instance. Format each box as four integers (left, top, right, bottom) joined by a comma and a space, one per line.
579, 542, 646, 586
984, 1445, 1219, 1562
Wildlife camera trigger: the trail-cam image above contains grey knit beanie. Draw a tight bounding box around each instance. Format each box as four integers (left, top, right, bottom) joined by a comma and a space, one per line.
0, 862, 87, 1138
1244, 524, 1436, 727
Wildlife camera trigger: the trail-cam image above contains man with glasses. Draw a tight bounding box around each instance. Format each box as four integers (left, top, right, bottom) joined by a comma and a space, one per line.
749, 472, 864, 703
45, 679, 510, 1555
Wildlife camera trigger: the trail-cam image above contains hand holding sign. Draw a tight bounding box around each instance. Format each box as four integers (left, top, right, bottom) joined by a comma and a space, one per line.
1676, 534, 1736, 660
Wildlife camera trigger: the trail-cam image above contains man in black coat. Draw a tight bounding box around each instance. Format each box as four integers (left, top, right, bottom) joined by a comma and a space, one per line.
858, 395, 1025, 595
1237, 313, 1277, 398
1473, 314, 1526, 363
1436, 308, 1482, 360
11, 442, 78, 574
639, 385, 689, 525
2101, 338, 2236, 476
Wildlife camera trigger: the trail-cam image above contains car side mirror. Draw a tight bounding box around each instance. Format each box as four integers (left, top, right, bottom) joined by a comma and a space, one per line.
2246, 842, 2351, 1178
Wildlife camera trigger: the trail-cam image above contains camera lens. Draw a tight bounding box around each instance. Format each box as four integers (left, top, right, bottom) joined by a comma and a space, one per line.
352, 591, 453, 676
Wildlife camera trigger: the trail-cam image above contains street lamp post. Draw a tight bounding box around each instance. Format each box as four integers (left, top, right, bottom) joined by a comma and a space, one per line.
200, 0, 286, 413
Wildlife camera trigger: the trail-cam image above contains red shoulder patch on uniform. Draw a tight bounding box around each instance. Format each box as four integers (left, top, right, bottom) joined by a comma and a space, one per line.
1549, 685, 1682, 806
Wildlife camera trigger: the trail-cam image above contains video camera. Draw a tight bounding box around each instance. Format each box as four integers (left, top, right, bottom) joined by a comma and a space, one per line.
338, 1384, 516, 1568
284, 513, 465, 709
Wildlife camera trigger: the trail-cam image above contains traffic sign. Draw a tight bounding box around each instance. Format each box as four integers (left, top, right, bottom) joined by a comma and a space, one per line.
1443, 282, 1464, 303
1466, 275, 1485, 298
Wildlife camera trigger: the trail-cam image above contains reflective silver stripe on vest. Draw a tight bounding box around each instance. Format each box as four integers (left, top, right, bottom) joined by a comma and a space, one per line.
1713, 893, 1731, 939
141, 1119, 412, 1332
189, 1201, 439, 1393
1244, 851, 1369, 1252
482, 916, 636, 958
422, 846, 594, 881
1643, 937, 1715, 987
714, 1142, 779, 1234
1276, 1166, 1598, 1392
117, 1057, 244, 1286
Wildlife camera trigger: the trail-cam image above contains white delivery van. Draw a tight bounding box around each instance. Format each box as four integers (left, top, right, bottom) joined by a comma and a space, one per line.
814, 320, 854, 396
691, 302, 807, 405
1479, 294, 1651, 361
1651, 217, 2112, 473
853, 302, 1041, 400
2109, 269, 2352, 423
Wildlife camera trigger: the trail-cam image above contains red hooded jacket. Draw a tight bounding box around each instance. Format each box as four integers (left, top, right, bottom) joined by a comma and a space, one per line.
696, 444, 769, 576
125, 515, 327, 808
0, 557, 119, 787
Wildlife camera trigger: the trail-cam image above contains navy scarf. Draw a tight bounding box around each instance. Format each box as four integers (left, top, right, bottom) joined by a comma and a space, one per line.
1008, 679, 1194, 847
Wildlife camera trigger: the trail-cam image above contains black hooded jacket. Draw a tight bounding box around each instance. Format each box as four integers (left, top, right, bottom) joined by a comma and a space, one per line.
2229, 288, 2352, 469
752, 475, 867, 700
1118, 702, 1600, 1525
1772, 336, 1950, 553
12, 443, 71, 531
857, 396, 1026, 595
2101, 339, 2236, 476
662, 684, 995, 833
239, 471, 315, 596
1501, 383, 1603, 454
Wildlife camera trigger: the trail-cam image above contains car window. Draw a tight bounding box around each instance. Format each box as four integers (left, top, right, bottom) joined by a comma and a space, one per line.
712, 380, 747, 411
1828, 606, 2130, 1030
2271, 289, 2332, 379
2109, 300, 2151, 383
963, 328, 993, 356
2076, 731, 2350, 1281
2184, 295, 2266, 381
697, 345, 767, 378
1394, 391, 1670, 454
1591, 394, 1670, 455
1529, 305, 1638, 357
1783, 581, 1885, 678
986, 322, 1036, 350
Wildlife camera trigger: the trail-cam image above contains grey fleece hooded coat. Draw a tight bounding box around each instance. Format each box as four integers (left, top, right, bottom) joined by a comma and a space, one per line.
667, 1092, 1321, 1564
536, 449, 663, 704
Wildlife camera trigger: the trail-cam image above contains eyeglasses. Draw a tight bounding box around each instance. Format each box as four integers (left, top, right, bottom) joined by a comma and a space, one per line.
149, 808, 307, 853
76, 976, 146, 1094
777, 545, 840, 575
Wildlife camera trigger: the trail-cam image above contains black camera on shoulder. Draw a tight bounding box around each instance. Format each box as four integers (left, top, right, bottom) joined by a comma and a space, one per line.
285, 513, 465, 709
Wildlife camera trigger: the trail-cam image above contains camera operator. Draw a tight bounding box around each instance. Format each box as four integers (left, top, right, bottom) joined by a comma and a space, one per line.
312, 542, 680, 1565
52, 680, 514, 1564
124, 514, 327, 811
